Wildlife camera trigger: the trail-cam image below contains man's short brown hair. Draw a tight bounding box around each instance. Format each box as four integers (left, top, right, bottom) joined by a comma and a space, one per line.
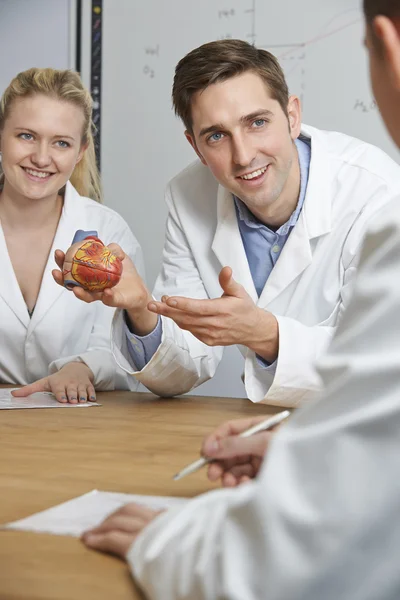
364, 0, 400, 22
172, 39, 289, 134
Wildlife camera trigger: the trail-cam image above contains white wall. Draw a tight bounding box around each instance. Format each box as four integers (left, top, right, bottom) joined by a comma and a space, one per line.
0, 0, 75, 95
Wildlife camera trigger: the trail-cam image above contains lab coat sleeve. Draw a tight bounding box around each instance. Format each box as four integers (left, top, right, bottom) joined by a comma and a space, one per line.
125, 316, 163, 371
111, 187, 223, 397
126, 203, 400, 600
49, 223, 145, 390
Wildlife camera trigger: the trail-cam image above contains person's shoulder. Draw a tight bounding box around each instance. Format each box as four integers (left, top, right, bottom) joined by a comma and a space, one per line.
368, 197, 400, 237
303, 124, 400, 183
351, 196, 400, 274
352, 196, 400, 300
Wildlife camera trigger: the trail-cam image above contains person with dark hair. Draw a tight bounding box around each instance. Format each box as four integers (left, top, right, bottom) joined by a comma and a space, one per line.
364, 0, 400, 148
57, 38, 400, 410
80, 11, 400, 597
364, 0, 400, 25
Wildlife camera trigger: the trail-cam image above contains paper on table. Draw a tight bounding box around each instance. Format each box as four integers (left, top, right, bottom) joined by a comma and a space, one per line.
0, 388, 101, 409
3, 490, 188, 537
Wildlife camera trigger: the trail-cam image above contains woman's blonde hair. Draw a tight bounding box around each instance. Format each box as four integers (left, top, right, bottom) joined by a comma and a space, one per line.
0, 67, 102, 202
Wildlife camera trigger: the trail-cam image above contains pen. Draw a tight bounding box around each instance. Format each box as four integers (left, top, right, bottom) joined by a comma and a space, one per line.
173, 409, 291, 481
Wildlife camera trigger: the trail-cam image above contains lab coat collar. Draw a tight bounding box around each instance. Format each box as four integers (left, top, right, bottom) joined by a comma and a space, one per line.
212, 124, 333, 308
212, 184, 258, 303
28, 182, 84, 334
0, 223, 31, 328
299, 124, 333, 239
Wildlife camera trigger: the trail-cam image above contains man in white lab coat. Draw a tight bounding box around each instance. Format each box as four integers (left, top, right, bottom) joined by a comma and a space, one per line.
75, 39, 400, 407
82, 1, 400, 598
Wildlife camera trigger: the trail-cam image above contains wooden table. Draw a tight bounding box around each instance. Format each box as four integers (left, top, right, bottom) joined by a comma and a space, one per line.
0, 391, 278, 600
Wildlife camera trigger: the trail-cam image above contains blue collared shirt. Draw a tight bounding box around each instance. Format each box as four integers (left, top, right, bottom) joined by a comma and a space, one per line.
125, 136, 311, 371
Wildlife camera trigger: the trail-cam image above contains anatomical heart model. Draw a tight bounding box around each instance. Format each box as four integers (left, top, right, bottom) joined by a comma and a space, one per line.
63, 230, 122, 292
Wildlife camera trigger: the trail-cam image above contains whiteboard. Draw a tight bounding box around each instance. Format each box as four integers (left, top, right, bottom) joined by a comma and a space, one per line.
0, 0, 75, 96
97, 0, 398, 398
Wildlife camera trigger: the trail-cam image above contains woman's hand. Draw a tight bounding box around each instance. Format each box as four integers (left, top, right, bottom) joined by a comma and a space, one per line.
11, 362, 96, 403
52, 245, 157, 336
53, 245, 150, 310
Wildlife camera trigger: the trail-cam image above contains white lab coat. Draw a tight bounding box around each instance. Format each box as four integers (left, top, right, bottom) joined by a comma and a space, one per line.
0, 182, 144, 390
112, 125, 400, 405
127, 197, 400, 600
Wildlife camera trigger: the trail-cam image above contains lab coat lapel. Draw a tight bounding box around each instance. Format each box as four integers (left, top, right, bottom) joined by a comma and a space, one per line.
258, 127, 333, 308
0, 222, 30, 328
28, 183, 82, 334
257, 210, 313, 307
211, 185, 258, 303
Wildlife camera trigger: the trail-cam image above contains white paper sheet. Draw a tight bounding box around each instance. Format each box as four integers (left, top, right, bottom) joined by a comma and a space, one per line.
3, 490, 188, 537
0, 388, 101, 409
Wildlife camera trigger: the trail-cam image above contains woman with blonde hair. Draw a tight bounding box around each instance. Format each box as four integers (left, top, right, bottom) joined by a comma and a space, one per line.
0, 67, 144, 402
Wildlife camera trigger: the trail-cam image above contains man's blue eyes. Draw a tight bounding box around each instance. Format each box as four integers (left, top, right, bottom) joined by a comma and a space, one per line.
210, 132, 224, 142
208, 119, 266, 142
